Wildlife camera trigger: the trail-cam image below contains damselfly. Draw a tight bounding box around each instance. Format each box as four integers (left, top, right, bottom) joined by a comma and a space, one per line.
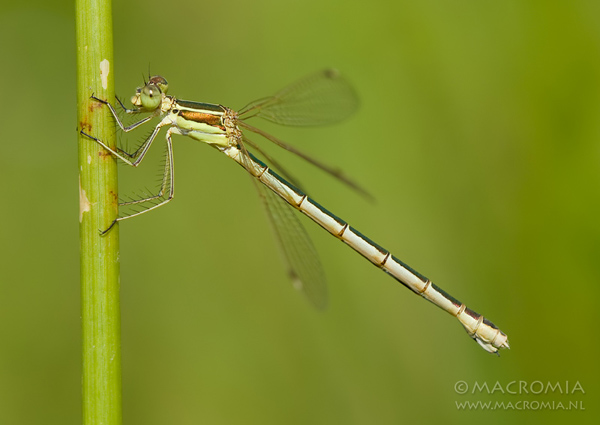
81, 69, 509, 354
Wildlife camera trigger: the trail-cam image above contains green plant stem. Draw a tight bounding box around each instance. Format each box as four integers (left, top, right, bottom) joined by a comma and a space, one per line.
75, 1, 121, 424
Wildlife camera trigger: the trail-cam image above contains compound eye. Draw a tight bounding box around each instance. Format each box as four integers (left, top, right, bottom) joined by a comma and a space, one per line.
148, 76, 168, 94
140, 83, 162, 110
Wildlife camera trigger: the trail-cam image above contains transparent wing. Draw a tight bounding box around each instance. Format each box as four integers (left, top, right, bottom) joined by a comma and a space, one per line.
241, 123, 374, 201
254, 180, 328, 309
239, 69, 359, 126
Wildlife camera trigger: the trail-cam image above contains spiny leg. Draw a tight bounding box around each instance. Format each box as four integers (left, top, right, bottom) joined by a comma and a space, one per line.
119, 129, 175, 213
80, 117, 174, 233
119, 132, 174, 208
99, 129, 175, 234
84, 90, 166, 164
80, 118, 166, 167
91, 94, 158, 132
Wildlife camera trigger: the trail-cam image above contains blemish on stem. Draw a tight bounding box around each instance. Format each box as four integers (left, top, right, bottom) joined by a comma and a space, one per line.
79, 175, 91, 222
98, 150, 113, 160
88, 102, 103, 112
100, 59, 110, 90
109, 190, 119, 213
80, 120, 92, 132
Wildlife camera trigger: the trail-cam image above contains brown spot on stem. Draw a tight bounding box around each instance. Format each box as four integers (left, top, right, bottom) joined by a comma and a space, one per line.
89, 101, 104, 112
80, 121, 92, 132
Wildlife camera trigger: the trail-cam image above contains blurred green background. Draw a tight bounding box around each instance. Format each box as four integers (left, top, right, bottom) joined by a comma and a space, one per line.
1, 0, 599, 424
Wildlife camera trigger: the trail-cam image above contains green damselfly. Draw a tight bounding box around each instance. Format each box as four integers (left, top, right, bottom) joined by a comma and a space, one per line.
81, 69, 509, 353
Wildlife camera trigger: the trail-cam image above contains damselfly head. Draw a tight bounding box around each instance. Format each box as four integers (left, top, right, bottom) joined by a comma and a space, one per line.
131, 76, 169, 111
